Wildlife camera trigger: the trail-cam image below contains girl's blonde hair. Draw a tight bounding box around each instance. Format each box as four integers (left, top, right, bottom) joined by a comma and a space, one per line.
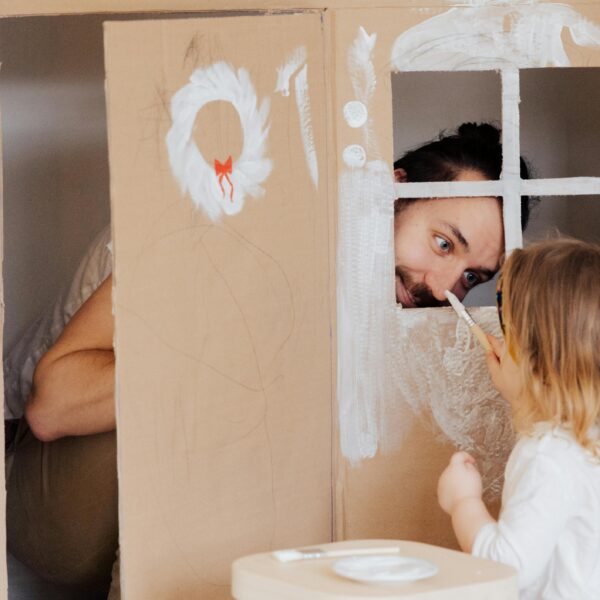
500, 238, 600, 454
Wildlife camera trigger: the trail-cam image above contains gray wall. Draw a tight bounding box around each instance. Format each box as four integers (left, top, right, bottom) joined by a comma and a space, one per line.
0, 16, 111, 353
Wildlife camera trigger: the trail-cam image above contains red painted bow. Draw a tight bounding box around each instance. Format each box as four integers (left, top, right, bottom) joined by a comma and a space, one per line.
214, 156, 234, 202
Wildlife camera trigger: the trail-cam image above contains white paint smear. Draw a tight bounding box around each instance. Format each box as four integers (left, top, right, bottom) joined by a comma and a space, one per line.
348, 27, 377, 103
166, 62, 272, 221
501, 68, 522, 253
338, 160, 395, 462
342, 144, 366, 169
294, 64, 319, 188
522, 178, 600, 196
275, 46, 307, 97
343, 100, 368, 128
395, 180, 503, 199
391, 4, 600, 71
348, 26, 379, 158
338, 158, 514, 474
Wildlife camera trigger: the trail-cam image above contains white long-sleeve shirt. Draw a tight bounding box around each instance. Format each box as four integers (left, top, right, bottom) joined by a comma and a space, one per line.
473, 423, 600, 599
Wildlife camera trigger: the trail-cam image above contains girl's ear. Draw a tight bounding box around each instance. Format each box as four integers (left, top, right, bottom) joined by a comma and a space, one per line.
394, 168, 408, 183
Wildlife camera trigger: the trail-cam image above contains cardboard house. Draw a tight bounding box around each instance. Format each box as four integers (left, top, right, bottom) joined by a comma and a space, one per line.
1, 1, 600, 597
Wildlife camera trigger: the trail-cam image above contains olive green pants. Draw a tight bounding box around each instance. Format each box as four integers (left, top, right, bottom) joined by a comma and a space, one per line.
6, 419, 118, 599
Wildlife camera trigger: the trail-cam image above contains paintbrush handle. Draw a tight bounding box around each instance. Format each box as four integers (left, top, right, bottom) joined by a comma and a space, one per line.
326, 547, 400, 559
273, 545, 401, 562
471, 324, 492, 352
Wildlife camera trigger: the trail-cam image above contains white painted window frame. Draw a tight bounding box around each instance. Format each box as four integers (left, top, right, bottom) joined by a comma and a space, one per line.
394, 68, 600, 256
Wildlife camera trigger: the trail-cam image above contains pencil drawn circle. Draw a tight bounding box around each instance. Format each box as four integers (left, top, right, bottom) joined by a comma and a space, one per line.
166, 61, 272, 221
343, 101, 368, 128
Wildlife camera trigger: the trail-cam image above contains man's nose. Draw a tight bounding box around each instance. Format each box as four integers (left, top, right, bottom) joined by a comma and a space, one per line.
426, 267, 466, 303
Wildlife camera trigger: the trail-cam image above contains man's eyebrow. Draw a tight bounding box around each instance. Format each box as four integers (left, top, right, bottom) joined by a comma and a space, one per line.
440, 221, 469, 250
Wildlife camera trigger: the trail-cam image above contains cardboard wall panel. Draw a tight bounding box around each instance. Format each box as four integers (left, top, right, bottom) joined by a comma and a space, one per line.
3, 3, 600, 598
333, 6, 460, 549
104, 13, 332, 598
332, 3, 600, 550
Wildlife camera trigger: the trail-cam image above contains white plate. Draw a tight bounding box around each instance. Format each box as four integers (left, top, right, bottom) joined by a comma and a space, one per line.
332, 555, 438, 583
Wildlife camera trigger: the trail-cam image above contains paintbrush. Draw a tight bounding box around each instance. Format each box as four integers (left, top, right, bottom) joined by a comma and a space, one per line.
272, 545, 401, 562
444, 290, 492, 353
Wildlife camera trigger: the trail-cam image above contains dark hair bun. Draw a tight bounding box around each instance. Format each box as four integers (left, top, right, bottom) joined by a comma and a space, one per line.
458, 122, 500, 146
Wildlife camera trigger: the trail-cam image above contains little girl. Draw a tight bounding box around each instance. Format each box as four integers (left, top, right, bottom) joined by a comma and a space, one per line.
438, 238, 600, 599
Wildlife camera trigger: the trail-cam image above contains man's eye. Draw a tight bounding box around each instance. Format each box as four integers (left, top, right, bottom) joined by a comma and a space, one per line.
463, 271, 480, 289
434, 236, 452, 253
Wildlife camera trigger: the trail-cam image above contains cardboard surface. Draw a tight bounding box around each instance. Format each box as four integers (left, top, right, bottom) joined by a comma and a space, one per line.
8, 2, 597, 598
332, 3, 600, 550
4, 0, 600, 18
333, 6, 461, 550
104, 13, 332, 599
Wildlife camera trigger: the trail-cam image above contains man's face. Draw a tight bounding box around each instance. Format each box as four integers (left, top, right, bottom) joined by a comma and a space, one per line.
394, 170, 504, 308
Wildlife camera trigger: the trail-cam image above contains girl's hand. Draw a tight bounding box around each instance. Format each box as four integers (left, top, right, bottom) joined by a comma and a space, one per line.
438, 451, 482, 515
485, 333, 522, 407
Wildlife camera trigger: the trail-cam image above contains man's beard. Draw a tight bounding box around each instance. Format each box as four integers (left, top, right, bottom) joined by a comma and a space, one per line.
395, 266, 447, 308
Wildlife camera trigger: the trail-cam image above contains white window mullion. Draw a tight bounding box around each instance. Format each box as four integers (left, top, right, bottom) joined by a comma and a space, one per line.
522, 178, 600, 196
501, 68, 522, 253
393, 180, 504, 199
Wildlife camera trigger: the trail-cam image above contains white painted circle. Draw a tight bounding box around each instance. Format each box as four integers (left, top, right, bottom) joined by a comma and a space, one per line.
166, 61, 272, 221
343, 100, 368, 128
332, 555, 438, 583
342, 144, 366, 168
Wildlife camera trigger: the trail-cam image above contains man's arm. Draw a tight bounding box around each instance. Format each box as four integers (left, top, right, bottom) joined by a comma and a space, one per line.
25, 275, 115, 442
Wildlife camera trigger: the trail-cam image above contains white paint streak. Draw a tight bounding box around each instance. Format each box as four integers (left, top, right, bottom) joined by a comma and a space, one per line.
348, 27, 377, 103
501, 68, 522, 252
275, 46, 307, 97
343, 100, 368, 128
166, 62, 272, 221
338, 160, 396, 462
294, 64, 319, 188
522, 178, 600, 196
395, 180, 503, 198
348, 27, 379, 158
342, 144, 366, 169
391, 4, 600, 71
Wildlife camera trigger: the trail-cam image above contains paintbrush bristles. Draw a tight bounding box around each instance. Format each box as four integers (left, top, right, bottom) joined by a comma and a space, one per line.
445, 289, 469, 318
444, 290, 492, 352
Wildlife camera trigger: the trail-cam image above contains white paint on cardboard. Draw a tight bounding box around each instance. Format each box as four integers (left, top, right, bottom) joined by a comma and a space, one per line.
166, 61, 272, 221
275, 46, 307, 97
348, 26, 379, 158
342, 144, 366, 168
343, 100, 368, 128
294, 64, 319, 188
390, 4, 600, 71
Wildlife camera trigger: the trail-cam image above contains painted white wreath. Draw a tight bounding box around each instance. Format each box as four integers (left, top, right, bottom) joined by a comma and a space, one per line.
166, 61, 272, 221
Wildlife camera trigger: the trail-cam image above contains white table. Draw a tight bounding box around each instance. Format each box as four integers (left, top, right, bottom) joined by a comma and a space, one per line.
232, 539, 517, 599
